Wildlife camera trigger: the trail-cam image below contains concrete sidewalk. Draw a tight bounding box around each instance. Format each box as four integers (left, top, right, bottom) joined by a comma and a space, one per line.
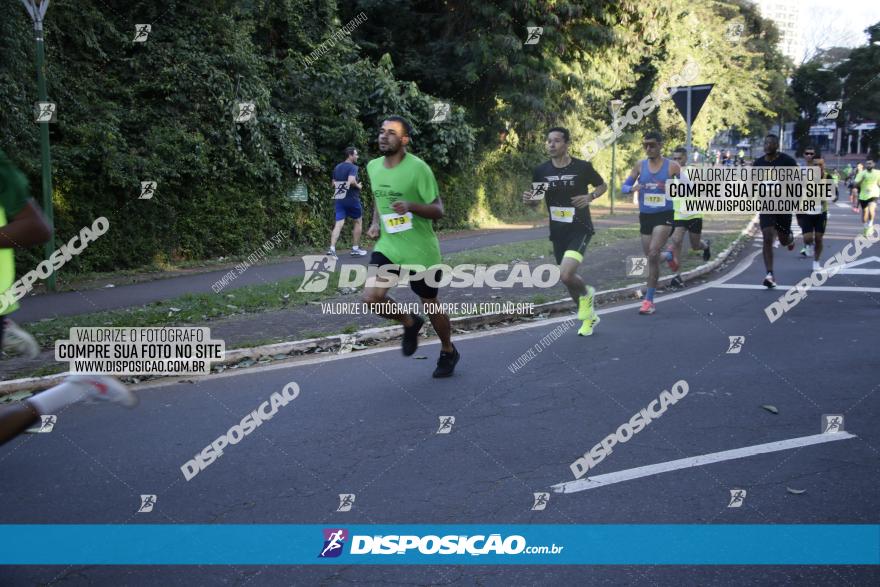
14, 210, 640, 323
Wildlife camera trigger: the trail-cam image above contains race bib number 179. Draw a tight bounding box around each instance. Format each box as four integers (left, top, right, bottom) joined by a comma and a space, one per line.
381, 212, 414, 233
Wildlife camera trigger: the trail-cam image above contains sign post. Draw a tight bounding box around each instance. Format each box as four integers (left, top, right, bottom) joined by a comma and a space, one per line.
609, 99, 624, 215
669, 84, 713, 161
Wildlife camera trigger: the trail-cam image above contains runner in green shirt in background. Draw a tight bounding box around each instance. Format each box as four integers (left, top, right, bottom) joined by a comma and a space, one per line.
0, 148, 53, 358
854, 158, 880, 236
0, 149, 137, 446
667, 146, 710, 289
362, 116, 459, 378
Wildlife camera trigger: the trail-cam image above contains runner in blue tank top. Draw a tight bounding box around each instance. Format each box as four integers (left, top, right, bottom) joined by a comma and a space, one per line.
621, 130, 681, 315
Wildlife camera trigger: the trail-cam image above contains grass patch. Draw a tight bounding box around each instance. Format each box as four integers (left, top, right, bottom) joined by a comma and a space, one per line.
24, 271, 350, 348
22, 221, 744, 351
444, 224, 640, 266
530, 293, 549, 305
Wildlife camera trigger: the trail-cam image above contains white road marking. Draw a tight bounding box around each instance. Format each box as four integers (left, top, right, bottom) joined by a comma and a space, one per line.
838, 256, 880, 275
836, 203, 853, 209
552, 432, 857, 494
712, 283, 880, 293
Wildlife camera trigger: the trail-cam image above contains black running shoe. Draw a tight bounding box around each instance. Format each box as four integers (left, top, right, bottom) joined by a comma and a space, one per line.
432, 346, 460, 378
703, 239, 711, 262
669, 275, 685, 289
401, 314, 424, 356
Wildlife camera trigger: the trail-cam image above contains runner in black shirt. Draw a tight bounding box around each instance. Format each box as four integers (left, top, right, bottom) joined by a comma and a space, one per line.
523, 127, 607, 336
753, 134, 797, 288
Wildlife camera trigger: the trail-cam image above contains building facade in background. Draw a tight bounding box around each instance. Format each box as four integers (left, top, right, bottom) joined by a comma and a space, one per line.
756, 0, 805, 64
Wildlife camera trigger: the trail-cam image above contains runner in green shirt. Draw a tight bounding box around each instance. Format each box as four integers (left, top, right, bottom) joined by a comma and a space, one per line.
0, 148, 52, 357
0, 149, 136, 447
667, 146, 710, 289
363, 116, 459, 378
854, 158, 880, 236
849, 162, 863, 212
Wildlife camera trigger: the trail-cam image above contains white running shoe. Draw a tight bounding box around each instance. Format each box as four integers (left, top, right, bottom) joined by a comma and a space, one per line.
2, 318, 40, 359
66, 375, 138, 408
349, 248, 368, 257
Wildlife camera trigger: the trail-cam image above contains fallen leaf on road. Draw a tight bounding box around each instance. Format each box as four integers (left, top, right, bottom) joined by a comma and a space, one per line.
761, 404, 779, 414
414, 356, 427, 360
786, 487, 806, 494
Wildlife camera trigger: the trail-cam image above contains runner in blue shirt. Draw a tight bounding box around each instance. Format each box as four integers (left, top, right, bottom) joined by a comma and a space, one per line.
327, 147, 367, 257
621, 131, 681, 315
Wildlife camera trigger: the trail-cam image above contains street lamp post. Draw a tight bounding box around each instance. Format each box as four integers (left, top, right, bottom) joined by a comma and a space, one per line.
19, 0, 56, 291
609, 99, 624, 216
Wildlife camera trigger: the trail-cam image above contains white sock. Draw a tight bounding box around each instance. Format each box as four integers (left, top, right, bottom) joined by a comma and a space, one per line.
352, 245, 360, 250
26, 381, 87, 415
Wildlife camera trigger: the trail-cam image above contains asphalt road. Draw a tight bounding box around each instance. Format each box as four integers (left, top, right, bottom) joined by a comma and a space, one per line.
1, 206, 878, 585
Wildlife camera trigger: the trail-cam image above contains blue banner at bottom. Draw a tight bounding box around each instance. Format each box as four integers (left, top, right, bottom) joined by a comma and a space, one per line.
0, 525, 877, 565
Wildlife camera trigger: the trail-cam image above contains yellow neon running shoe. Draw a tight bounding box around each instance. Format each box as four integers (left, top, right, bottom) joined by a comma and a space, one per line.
578, 286, 596, 320
578, 315, 600, 337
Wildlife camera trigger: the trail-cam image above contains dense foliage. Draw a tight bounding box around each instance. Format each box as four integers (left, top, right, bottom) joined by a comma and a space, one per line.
0, 0, 791, 274
790, 24, 880, 156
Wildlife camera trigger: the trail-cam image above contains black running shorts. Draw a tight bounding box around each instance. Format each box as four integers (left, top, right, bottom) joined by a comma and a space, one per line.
551, 230, 592, 265
639, 211, 675, 235
369, 251, 441, 299
796, 213, 827, 234
673, 217, 703, 234
759, 213, 793, 234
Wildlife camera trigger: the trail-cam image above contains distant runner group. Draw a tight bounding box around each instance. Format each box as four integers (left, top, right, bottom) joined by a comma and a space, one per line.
319, 115, 880, 382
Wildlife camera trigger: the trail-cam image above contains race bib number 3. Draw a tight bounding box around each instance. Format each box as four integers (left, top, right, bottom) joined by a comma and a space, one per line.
549, 206, 575, 223
381, 212, 414, 233
332, 181, 348, 199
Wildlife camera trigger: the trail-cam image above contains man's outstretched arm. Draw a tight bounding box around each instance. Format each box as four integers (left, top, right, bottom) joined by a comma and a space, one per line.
0, 201, 51, 249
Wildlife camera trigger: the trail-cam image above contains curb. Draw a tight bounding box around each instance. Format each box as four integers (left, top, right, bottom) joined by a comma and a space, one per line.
0, 216, 759, 397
